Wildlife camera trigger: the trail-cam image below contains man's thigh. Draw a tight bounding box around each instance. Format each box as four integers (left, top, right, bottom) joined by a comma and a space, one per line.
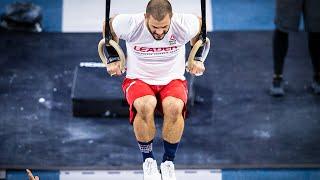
275, 0, 303, 32
158, 79, 188, 118
122, 78, 156, 123
304, 0, 320, 32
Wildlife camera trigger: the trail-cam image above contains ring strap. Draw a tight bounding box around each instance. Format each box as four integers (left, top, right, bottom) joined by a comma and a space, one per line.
105, 0, 112, 45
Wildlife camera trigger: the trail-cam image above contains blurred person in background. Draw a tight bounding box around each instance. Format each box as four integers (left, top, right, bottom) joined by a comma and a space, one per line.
270, 0, 320, 96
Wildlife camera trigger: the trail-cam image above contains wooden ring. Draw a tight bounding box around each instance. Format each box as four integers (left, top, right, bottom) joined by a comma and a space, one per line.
98, 39, 126, 72
187, 37, 210, 70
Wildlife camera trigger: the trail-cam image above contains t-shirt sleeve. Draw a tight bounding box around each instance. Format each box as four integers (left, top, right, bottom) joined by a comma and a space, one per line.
112, 14, 137, 41
179, 14, 200, 42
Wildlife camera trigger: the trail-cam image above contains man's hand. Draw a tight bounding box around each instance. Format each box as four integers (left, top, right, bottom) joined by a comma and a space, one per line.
106, 61, 123, 76
187, 61, 205, 76
26, 169, 39, 180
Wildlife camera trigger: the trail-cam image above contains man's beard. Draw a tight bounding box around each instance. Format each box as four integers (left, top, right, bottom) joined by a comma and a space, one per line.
152, 32, 167, 40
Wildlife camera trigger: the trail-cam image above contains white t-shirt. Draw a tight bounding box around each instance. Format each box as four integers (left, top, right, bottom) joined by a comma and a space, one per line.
112, 12, 200, 85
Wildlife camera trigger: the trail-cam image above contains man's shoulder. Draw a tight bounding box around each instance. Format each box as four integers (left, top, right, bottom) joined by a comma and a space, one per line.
171, 13, 198, 28
171, 13, 198, 26
115, 12, 144, 22
130, 12, 145, 20
172, 13, 198, 20
112, 12, 145, 41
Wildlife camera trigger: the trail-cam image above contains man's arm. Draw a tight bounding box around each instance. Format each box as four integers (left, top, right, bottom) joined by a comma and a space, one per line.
190, 16, 203, 46
101, 15, 123, 76
187, 16, 206, 76
102, 16, 119, 43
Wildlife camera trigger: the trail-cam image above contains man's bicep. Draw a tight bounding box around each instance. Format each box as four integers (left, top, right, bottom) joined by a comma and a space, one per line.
109, 16, 119, 42
190, 17, 202, 45
178, 13, 201, 44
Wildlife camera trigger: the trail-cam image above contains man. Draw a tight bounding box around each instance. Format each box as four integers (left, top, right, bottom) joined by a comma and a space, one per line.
270, 0, 320, 96
103, 0, 207, 179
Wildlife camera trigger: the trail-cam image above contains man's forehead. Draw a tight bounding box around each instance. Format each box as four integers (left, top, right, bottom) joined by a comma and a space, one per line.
148, 14, 171, 22
149, 15, 171, 24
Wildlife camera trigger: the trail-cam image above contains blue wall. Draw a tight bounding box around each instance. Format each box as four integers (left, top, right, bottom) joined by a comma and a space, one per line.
6, 169, 320, 180
223, 169, 320, 180
6, 170, 59, 180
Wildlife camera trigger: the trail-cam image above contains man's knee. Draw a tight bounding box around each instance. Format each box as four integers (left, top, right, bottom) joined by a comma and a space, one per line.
162, 96, 184, 119
134, 95, 157, 118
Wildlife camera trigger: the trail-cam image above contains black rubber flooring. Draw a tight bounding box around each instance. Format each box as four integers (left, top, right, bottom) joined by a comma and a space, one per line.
0, 31, 319, 170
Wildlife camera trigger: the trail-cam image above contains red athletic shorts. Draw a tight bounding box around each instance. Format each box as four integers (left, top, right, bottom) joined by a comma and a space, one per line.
122, 78, 188, 124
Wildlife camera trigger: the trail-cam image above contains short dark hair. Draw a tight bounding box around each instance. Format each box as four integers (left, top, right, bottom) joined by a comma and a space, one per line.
146, 0, 172, 21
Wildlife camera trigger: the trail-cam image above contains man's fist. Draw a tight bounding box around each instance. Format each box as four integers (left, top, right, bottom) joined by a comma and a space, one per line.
106, 61, 123, 76
187, 61, 205, 76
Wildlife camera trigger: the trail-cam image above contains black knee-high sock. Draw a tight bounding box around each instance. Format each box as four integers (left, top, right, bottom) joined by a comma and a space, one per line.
308, 32, 320, 80
273, 29, 289, 77
162, 140, 179, 162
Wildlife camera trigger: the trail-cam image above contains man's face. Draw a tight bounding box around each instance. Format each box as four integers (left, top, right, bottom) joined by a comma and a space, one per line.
146, 14, 171, 41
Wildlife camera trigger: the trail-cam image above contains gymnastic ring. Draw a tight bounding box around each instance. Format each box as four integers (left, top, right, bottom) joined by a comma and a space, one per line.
187, 37, 210, 71
98, 38, 126, 73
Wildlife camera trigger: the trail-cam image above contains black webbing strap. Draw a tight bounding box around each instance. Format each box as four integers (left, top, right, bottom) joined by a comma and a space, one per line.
105, 0, 111, 46
200, 0, 207, 43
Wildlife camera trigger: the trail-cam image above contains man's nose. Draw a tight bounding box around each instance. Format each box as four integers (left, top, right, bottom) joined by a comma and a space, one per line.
155, 29, 163, 35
